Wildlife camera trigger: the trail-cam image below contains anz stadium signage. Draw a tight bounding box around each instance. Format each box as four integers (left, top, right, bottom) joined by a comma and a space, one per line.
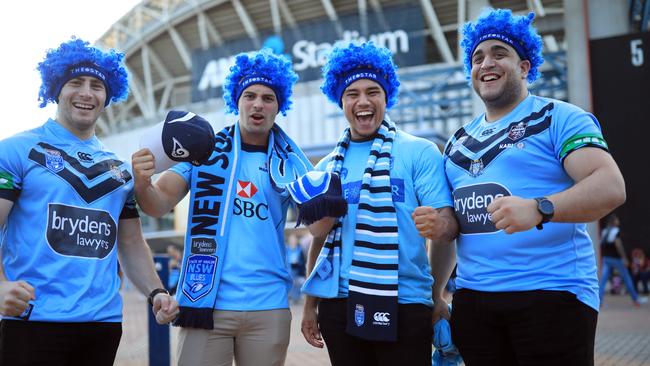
191, 4, 425, 103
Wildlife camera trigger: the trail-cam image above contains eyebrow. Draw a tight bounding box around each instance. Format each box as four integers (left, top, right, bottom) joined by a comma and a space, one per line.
473, 44, 512, 57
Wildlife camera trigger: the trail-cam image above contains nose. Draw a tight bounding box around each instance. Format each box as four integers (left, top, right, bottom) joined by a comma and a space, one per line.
480, 55, 496, 70
252, 96, 263, 110
78, 81, 92, 98
357, 92, 370, 106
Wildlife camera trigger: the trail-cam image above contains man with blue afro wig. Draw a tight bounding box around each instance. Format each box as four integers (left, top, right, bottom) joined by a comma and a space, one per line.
460, 9, 544, 83
130, 47, 312, 366
300, 41, 458, 366
38, 37, 129, 108
445, 8, 625, 366
223, 48, 297, 116
0, 37, 179, 366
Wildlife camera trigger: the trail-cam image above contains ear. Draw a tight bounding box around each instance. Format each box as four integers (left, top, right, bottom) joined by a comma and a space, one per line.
519, 59, 531, 80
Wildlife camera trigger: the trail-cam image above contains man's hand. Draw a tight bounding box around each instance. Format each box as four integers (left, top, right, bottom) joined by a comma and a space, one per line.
152, 293, 180, 324
301, 301, 324, 348
131, 148, 156, 192
487, 196, 542, 234
412, 206, 449, 241
0, 281, 35, 317
432, 297, 450, 324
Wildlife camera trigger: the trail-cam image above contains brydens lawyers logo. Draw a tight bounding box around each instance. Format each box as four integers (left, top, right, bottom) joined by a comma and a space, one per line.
236, 180, 258, 198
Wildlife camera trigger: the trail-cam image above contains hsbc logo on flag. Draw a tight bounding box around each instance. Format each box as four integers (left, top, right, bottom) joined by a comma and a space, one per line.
236, 180, 258, 198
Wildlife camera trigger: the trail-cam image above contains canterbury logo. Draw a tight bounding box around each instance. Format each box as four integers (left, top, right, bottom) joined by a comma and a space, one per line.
171, 138, 190, 158
373, 312, 390, 322
236, 180, 258, 198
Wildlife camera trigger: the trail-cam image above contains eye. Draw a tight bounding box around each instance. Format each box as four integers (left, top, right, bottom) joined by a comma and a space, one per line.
263, 95, 275, 103
472, 55, 484, 64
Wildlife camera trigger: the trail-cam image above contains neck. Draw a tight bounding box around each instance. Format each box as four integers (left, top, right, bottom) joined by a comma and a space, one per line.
54, 117, 95, 140
484, 90, 528, 122
239, 127, 270, 147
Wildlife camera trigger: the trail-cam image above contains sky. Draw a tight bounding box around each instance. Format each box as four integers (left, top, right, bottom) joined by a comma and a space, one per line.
0, 0, 141, 140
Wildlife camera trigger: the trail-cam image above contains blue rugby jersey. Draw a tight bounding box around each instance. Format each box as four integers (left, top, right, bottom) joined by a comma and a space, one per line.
444, 95, 608, 311
171, 144, 293, 311
0, 119, 138, 322
316, 130, 453, 306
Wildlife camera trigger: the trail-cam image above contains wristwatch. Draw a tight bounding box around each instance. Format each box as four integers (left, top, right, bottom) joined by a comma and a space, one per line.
534, 197, 554, 230
147, 288, 170, 307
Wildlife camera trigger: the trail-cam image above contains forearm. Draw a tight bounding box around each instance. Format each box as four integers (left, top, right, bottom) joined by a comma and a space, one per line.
429, 239, 456, 301
135, 183, 177, 218
118, 241, 165, 295
117, 220, 165, 295
303, 235, 326, 309
135, 172, 188, 217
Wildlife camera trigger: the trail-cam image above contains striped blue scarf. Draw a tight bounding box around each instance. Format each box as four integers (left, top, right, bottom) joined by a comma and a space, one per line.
303, 118, 399, 341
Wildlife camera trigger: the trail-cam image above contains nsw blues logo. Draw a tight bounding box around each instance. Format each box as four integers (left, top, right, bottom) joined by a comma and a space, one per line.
354, 304, 365, 327
181, 254, 218, 302
45, 149, 65, 172
469, 159, 484, 177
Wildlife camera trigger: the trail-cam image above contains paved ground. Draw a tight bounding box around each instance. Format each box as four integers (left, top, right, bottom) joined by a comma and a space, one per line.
115, 290, 650, 366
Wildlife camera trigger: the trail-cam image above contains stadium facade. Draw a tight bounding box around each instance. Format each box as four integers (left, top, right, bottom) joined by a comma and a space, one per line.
93, 0, 649, 252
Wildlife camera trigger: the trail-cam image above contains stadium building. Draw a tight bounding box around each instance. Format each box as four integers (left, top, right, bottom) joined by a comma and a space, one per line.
93, 0, 650, 253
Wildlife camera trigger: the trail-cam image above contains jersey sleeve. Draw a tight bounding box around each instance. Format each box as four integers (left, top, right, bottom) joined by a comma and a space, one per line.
550, 102, 609, 163
0, 137, 25, 202
413, 141, 453, 209
119, 189, 140, 219
169, 162, 194, 184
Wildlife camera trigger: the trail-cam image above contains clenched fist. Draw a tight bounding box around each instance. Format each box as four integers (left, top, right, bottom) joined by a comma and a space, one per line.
131, 148, 157, 192
0, 281, 35, 317
412, 206, 454, 242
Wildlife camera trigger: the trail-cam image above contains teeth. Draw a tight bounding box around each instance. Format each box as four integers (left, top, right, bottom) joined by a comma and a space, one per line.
73, 103, 94, 110
356, 111, 372, 117
483, 75, 498, 81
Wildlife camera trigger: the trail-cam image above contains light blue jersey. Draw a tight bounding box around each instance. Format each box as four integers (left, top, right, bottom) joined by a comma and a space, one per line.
444, 95, 609, 311
0, 120, 138, 322
171, 144, 292, 310
316, 131, 453, 306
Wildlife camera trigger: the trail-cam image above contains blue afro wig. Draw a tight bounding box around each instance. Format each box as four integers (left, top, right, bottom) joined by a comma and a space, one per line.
321, 42, 400, 109
223, 48, 298, 116
37, 37, 129, 107
461, 9, 544, 83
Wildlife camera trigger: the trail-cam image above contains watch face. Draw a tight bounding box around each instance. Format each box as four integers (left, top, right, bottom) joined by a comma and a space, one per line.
539, 199, 554, 215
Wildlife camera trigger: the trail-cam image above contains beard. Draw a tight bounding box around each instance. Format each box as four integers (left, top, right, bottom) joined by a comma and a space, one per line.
475, 73, 525, 112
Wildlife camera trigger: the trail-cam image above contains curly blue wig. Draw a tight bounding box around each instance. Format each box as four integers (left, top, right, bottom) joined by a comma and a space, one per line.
321, 42, 400, 109
223, 49, 298, 116
461, 9, 544, 83
37, 37, 129, 107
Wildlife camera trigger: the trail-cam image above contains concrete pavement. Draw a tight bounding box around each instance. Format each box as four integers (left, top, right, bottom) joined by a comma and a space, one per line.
115, 290, 650, 366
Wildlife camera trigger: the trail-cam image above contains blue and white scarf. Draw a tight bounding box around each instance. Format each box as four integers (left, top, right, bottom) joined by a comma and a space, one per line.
174, 122, 312, 329
302, 119, 399, 341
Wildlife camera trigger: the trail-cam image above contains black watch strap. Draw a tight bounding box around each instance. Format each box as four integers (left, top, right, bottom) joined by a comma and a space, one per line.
147, 288, 170, 307
534, 197, 554, 230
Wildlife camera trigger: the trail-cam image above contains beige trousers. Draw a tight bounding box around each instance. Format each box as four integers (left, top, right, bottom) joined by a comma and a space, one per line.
176, 308, 291, 366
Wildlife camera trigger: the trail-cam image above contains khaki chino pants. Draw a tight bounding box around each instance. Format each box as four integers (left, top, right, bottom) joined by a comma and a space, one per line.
177, 308, 291, 366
